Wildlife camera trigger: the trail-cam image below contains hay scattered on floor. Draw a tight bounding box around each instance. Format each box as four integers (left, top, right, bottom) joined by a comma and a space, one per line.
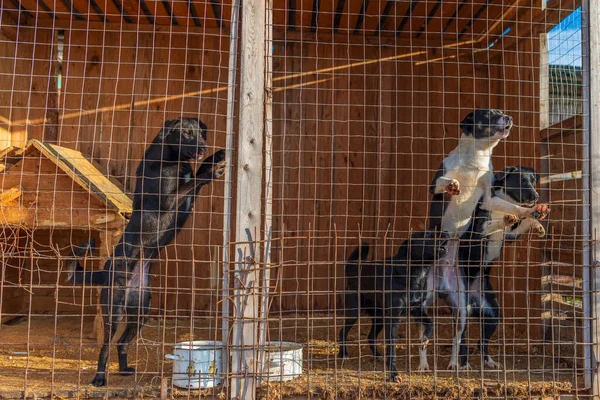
0, 314, 582, 399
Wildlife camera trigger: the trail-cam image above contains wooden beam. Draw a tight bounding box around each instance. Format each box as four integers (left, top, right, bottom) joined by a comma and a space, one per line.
585, 0, 599, 392
353, 0, 368, 34
395, 0, 417, 36
539, 115, 583, 142
415, 0, 442, 38
0, 187, 21, 205
0, 3, 19, 40
333, 0, 344, 32
230, 0, 265, 398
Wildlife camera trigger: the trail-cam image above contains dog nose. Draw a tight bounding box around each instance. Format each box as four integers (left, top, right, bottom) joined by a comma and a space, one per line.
504, 116, 513, 123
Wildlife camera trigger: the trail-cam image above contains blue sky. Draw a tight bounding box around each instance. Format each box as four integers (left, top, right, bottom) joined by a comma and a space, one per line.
548, 6, 582, 66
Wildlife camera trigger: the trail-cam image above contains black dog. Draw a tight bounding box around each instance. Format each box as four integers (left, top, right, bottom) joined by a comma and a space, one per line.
338, 230, 448, 381
458, 165, 545, 369
67, 118, 226, 387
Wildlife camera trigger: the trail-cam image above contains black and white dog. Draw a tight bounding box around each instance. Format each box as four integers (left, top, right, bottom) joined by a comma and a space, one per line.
429, 109, 548, 237
67, 118, 226, 387
457, 165, 545, 370
417, 166, 547, 371
424, 109, 549, 370
338, 230, 448, 381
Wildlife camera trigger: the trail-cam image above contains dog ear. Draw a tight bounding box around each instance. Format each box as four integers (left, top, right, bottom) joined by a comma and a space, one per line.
494, 166, 518, 187
460, 112, 475, 135
161, 119, 183, 138
197, 119, 208, 140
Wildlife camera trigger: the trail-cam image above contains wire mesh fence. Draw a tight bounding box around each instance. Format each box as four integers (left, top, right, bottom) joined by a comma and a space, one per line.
0, 0, 594, 399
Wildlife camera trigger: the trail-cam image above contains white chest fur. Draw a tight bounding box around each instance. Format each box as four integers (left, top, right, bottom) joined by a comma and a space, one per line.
440, 143, 494, 237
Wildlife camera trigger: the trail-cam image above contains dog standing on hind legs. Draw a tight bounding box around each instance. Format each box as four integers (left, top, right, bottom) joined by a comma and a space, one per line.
67, 118, 226, 387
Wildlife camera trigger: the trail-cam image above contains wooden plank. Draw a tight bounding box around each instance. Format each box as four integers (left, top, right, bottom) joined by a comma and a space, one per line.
399, 0, 429, 38
170, 0, 193, 26
439, 0, 467, 38
230, 0, 265, 397
466, 0, 504, 40
205, 0, 223, 28
361, 0, 387, 35
423, 0, 462, 41
540, 115, 584, 142
335, 0, 362, 35
298, 0, 312, 32
453, 0, 488, 38
120, 0, 145, 23
414, 0, 442, 39
312, 0, 335, 32
272, 0, 286, 30
142, 0, 171, 24
93, 0, 131, 24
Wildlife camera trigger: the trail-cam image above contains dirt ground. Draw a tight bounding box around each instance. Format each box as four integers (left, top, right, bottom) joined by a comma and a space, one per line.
0, 313, 584, 399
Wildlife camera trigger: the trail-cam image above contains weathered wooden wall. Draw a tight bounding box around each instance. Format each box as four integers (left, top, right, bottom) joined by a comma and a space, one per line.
0, 25, 546, 331
53, 28, 231, 315
269, 35, 542, 328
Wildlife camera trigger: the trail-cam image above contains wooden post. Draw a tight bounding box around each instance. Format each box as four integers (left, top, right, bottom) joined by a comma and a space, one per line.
230, 0, 266, 399
584, 0, 600, 392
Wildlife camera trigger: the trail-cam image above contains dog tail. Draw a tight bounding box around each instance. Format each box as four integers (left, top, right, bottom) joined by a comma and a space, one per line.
345, 243, 369, 291
66, 239, 107, 286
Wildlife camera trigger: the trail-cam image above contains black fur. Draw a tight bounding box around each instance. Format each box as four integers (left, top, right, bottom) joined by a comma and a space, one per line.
67, 117, 226, 387
337, 230, 448, 381
458, 165, 541, 368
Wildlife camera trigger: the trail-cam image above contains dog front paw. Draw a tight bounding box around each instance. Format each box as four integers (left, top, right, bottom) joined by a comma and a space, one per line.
213, 163, 226, 179
532, 221, 546, 238
531, 203, 550, 220
446, 180, 460, 196
503, 214, 519, 226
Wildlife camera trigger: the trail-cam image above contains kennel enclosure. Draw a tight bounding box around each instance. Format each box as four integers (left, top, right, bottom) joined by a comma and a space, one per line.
0, 0, 598, 398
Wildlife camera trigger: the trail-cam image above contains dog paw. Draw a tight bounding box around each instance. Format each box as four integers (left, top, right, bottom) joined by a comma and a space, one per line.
213, 163, 226, 179
531, 203, 550, 220
446, 180, 460, 196
90, 374, 107, 387
484, 359, 503, 370
459, 363, 472, 371
447, 362, 459, 371
503, 214, 519, 226
532, 221, 546, 238
119, 367, 135, 376
388, 372, 401, 382
416, 362, 430, 372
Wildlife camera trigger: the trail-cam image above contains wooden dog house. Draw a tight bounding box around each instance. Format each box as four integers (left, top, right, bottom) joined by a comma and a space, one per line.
0, 139, 132, 342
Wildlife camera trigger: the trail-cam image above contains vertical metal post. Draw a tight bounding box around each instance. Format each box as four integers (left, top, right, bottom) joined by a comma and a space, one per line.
257, 0, 274, 384
583, 0, 600, 392
222, 0, 241, 386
